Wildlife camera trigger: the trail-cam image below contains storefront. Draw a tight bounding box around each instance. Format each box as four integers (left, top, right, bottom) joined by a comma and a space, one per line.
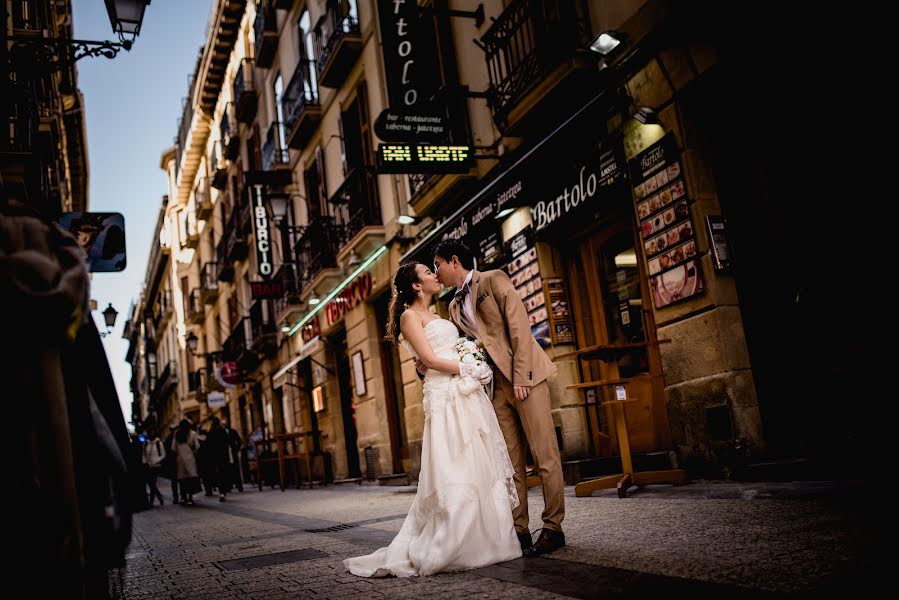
402, 79, 764, 476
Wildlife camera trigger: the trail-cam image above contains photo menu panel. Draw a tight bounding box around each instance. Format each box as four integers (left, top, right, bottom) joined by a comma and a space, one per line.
629, 134, 703, 308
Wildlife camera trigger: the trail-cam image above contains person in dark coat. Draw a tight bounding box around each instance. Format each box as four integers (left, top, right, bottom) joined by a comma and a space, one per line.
223, 420, 244, 492
205, 417, 231, 502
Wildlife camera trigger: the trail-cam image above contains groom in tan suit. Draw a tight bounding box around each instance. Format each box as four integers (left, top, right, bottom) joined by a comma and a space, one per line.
431, 239, 566, 555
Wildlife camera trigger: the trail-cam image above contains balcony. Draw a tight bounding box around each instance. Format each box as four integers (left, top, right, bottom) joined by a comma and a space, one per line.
233, 58, 258, 123
273, 263, 304, 325
187, 369, 205, 394
187, 288, 205, 325
479, 0, 594, 134
195, 177, 213, 220
216, 201, 251, 281
253, 2, 279, 69
313, 0, 362, 88
262, 121, 290, 171
10, 0, 44, 31
209, 140, 228, 190
329, 167, 382, 248
249, 300, 278, 357
294, 216, 342, 288
200, 262, 220, 303
284, 60, 322, 149
153, 290, 174, 329
223, 317, 260, 371
221, 103, 240, 160
185, 207, 200, 249
150, 361, 178, 408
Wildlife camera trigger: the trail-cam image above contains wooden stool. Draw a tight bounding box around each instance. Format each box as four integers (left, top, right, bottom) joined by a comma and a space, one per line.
575, 397, 687, 498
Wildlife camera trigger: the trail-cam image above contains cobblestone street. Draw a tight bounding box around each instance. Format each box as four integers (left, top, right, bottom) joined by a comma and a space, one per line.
114, 480, 883, 599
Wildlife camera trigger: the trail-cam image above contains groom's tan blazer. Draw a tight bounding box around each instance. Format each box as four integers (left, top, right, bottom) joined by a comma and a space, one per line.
449, 268, 564, 533
449, 269, 556, 386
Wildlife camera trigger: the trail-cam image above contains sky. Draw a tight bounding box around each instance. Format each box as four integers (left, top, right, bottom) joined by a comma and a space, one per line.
73, 0, 215, 427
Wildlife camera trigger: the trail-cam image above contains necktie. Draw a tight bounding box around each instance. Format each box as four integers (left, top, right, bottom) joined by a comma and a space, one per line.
455, 284, 477, 334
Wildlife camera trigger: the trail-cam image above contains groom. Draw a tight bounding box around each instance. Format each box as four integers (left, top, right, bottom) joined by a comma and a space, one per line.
431, 239, 566, 556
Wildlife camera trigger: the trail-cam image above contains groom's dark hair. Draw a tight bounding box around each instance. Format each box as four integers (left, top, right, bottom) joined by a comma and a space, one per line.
432, 239, 474, 270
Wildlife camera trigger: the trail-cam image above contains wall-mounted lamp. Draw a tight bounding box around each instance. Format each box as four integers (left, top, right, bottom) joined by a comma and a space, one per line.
589, 31, 624, 56
633, 106, 661, 125
495, 207, 516, 220
308, 291, 321, 306
397, 214, 419, 225
346, 250, 362, 268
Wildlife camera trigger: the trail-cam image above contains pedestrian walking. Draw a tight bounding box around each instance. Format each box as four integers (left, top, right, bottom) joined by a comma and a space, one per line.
142, 427, 165, 506
171, 419, 200, 505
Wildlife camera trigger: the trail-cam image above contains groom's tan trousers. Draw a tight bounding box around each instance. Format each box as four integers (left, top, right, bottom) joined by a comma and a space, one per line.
493, 372, 565, 533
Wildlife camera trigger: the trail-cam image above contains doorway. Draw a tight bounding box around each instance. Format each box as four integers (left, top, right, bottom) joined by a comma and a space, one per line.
333, 331, 361, 478
567, 214, 671, 456
374, 293, 409, 474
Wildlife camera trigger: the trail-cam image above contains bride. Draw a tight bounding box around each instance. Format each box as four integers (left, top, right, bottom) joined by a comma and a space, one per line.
344, 262, 521, 577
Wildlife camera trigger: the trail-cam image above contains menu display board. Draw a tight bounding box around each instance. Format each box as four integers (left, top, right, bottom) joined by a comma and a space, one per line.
629, 135, 703, 308
504, 228, 550, 347
545, 277, 575, 345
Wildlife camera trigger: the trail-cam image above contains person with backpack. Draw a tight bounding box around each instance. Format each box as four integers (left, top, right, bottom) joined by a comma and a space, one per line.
142, 428, 166, 506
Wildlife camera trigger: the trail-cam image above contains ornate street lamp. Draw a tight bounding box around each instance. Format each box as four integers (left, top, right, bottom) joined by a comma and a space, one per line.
102, 303, 119, 331
7, 0, 151, 75
105, 0, 152, 41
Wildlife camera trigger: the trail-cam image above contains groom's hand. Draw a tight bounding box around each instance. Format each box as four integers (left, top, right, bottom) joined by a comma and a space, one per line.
414, 358, 427, 379
514, 385, 530, 401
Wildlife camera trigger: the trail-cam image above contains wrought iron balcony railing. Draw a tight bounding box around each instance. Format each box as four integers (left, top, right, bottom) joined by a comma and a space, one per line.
233, 58, 258, 123
283, 59, 321, 148
479, 0, 592, 127
262, 121, 289, 170
294, 215, 343, 286
221, 102, 239, 160
329, 167, 381, 245
200, 262, 219, 302
187, 288, 205, 324
254, 1, 279, 68
312, 0, 361, 88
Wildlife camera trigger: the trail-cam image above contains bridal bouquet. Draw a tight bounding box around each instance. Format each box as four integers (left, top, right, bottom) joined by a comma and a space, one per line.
455, 338, 487, 364
454, 338, 492, 393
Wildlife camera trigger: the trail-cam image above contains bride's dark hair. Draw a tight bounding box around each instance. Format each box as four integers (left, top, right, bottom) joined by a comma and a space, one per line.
386, 262, 422, 346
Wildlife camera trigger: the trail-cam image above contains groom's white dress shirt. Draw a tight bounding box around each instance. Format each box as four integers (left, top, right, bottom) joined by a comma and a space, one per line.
460, 270, 477, 336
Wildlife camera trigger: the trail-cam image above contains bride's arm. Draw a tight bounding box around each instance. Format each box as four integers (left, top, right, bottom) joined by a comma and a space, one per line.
400, 311, 460, 376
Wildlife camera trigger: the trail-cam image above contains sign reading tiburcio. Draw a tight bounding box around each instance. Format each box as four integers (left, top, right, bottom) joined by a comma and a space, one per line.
251, 184, 273, 279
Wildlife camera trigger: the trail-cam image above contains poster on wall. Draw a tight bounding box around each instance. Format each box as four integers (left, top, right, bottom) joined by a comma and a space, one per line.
504, 227, 550, 347
544, 277, 575, 345
629, 134, 704, 308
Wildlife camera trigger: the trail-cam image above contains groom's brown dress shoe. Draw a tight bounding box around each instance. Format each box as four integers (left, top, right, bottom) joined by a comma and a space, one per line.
530, 529, 565, 556
517, 531, 532, 552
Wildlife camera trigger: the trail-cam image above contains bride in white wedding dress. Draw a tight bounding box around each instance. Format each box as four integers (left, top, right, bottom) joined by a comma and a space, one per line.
344, 263, 521, 578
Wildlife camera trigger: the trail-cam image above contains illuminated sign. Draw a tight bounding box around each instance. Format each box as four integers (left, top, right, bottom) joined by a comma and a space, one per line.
251, 184, 273, 279
250, 280, 284, 299
325, 271, 373, 326
377, 143, 473, 174
300, 317, 320, 344
376, 0, 439, 109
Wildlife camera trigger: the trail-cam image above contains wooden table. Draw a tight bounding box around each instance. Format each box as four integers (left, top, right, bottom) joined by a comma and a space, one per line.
258, 431, 318, 492
575, 397, 687, 497
555, 339, 686, 497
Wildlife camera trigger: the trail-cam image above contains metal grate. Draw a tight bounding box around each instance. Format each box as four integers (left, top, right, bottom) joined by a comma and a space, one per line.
364, 446, 376, 481
304, 523, 356, 533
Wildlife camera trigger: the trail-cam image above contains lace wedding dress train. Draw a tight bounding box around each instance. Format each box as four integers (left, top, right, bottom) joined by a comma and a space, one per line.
344, 319, 521, 577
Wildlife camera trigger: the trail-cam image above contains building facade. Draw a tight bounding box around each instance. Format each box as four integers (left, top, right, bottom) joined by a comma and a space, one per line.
129, 0, 872, 485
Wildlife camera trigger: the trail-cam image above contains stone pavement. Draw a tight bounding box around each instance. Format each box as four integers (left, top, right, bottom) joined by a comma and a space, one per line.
112, 479, 885, 599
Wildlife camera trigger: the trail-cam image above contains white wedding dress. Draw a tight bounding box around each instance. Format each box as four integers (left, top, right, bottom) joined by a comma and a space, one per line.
344, 319, 521, 577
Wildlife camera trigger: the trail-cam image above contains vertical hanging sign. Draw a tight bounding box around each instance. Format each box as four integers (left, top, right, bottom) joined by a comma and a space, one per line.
251, 184, 273, 279
376, 0, 439, 109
